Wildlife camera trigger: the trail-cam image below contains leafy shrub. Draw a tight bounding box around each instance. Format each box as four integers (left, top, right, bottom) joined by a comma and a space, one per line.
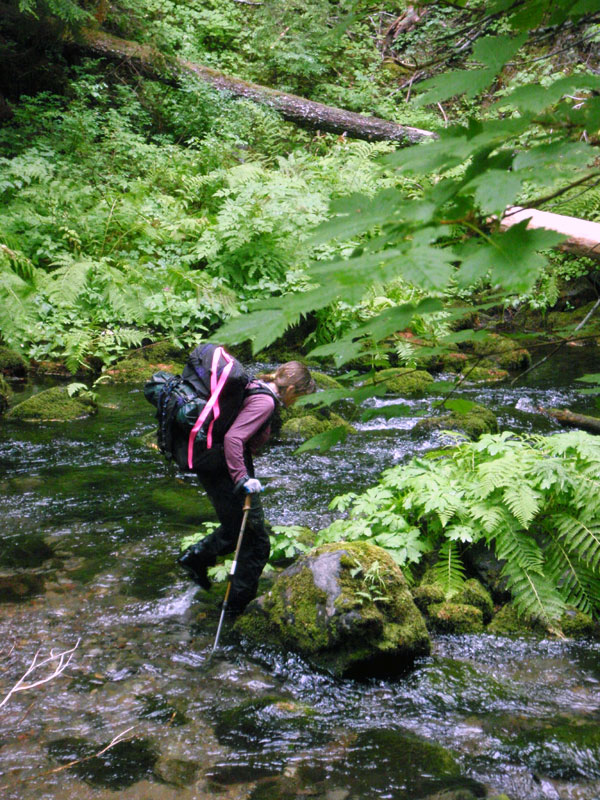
319, 432, 600, 627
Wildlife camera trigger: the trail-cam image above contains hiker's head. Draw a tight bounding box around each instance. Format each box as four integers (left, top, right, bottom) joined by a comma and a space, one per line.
263, 362, 316, 408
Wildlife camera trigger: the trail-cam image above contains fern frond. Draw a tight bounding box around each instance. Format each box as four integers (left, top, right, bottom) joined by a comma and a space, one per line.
545, 540, 600, 615
432, 541, 466, 599
43, 255, 94, 304
553, 513, 600, 570
502, 560, 565, 624
502, 483, 541, 529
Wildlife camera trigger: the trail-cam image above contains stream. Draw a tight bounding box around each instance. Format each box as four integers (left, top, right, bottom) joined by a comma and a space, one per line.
1, 348, 600, 800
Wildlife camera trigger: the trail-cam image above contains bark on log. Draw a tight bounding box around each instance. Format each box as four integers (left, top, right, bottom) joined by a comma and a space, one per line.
501, 207, 600, 262
539, 407, 600, 434
78, 30, 436, 145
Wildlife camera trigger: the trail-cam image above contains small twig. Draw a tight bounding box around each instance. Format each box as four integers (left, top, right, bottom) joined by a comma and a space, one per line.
502, 172, 600, 216
0, 640, 80, 709
437, 102, 448, 124
43, 727, 136, 777
232, 0, 262, 4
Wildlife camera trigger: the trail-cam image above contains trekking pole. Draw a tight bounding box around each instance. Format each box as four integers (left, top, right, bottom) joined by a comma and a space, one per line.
209, 493, 253, 660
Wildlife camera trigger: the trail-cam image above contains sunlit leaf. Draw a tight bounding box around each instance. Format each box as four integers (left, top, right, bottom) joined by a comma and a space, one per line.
294, 425, 349, 454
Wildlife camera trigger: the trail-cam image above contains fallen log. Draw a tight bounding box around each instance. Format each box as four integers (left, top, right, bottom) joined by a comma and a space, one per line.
78, 30, 436, 145
501, 207, 600, 262
539, 406, 600, 434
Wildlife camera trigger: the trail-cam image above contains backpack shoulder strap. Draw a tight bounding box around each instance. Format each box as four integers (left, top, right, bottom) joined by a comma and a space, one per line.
245, 380, 281, 406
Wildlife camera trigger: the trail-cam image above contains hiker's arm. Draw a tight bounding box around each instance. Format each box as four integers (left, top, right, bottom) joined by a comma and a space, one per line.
224, 394, 275, 487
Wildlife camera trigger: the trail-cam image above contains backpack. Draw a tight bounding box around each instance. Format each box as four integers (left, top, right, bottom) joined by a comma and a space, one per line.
144, 343, 273, 472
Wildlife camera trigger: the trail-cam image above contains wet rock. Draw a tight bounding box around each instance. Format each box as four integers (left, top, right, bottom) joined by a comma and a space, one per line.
365, 367, 434, 395
413, 403, 498, 440
0, 345, 27, 376
312, 371, 344, 390
153, 756, 199, 786
6, 386, 97, 421
0, 570, 46, 602
235, 541, 431, 678
459, 366, 509, 383
427, 602, 484, 634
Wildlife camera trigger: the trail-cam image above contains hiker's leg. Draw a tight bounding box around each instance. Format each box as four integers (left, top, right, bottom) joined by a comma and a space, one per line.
227, 492, 270, 614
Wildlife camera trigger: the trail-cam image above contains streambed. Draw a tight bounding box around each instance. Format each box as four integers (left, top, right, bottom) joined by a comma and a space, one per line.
1, 350, 600, 800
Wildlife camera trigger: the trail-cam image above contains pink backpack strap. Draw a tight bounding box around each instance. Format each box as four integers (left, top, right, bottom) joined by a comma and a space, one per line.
187, 347, 234, 470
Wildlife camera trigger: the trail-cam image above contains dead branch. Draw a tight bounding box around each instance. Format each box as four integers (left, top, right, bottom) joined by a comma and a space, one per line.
0, 639, 80, 709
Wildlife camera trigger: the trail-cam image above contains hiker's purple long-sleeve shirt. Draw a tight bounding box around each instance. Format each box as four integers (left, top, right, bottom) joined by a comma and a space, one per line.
223, 384, 276, 484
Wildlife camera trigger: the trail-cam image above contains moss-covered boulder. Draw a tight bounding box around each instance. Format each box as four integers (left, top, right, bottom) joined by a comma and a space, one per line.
235, 541, 431, 677
0, 375, 12, 414
413, 403, 498, 439
366, 367, 434, 396
428, 602, 484, 634
454, 579, 494, 623
6, 386, 97, 422
560, 607, 600, 639
412, 583, 446, 615
460, 366, 509, 383
311, 371, 344, 390
487, 604, 548, 637
104, 358, 185, 384
466, 333, 530, 371
0, 346, 27, 376
279, 412, 356, 441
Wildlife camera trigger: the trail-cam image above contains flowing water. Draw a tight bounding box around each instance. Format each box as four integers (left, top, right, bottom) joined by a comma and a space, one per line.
2, 349, 600, 800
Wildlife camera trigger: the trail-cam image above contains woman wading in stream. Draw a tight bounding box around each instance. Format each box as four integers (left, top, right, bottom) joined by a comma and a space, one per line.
177, 360, 316, 616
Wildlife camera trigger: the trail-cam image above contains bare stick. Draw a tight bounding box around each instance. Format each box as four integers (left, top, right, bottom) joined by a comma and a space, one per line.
43, 726, 136, 777
0, 640, 80, 709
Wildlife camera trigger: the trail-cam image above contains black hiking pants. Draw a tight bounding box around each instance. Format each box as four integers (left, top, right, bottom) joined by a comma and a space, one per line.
194, 449, 270, 614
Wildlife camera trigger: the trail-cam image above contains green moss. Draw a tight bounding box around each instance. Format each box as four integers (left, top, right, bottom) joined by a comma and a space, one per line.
280, 412, 356, 440
560, 607, 600, 639
105, 358, 185, 384
455, 579, 494, 623
0, 375, 12, 414
412, 583, 446, 614
487, 604, 547, 636
237, 541, 430, 676
439, 351, 469, 373
0, 346, 27, 376
136, 341, 187, 363
311, 371, 344, 390
468, 333, 530, 371
414, 403, 498, 439
366, 367, 434, 396
428, 602, 484, 634
6, 386, 97, 422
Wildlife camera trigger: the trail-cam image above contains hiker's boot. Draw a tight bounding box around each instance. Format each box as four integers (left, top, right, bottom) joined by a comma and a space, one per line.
177, 545, 212, 590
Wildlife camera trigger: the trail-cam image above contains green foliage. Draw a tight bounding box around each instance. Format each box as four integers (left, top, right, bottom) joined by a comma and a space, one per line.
319, 432, 600, 626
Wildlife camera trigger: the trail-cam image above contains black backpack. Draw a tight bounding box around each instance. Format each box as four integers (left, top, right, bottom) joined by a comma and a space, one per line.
145, 343, 272, 472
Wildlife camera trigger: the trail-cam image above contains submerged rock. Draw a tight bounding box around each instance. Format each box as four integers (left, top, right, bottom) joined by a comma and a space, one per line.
413, 403, 498, 439
0, 570, 46, 602
235, 541, 430, 677
6, 386, 97, 421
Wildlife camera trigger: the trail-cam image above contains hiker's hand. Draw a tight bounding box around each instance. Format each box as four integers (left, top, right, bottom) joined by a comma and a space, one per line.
243, 478, 263, 494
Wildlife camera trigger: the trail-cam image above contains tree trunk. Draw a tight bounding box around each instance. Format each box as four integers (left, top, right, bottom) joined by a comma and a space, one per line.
539, 407, 600, 434
501, 207, 600, 262
78, 29, 437, 145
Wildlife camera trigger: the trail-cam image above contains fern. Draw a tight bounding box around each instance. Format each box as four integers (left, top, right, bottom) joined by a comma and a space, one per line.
321, 432, 600, 624
432, 541, 466, 599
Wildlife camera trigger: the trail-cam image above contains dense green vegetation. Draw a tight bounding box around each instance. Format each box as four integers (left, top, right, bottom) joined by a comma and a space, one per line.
320, 432, 600, 626
2, 0, 600, 626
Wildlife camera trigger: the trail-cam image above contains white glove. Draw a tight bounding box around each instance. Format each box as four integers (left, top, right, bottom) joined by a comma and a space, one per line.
243, 478, 263, 494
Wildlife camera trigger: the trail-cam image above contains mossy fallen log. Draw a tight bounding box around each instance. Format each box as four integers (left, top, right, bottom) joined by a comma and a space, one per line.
539, 406, 600, 434
77, 29, 436, 145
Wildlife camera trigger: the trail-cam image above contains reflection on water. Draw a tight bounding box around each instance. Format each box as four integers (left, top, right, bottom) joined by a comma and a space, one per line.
1, 350, 600, 799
